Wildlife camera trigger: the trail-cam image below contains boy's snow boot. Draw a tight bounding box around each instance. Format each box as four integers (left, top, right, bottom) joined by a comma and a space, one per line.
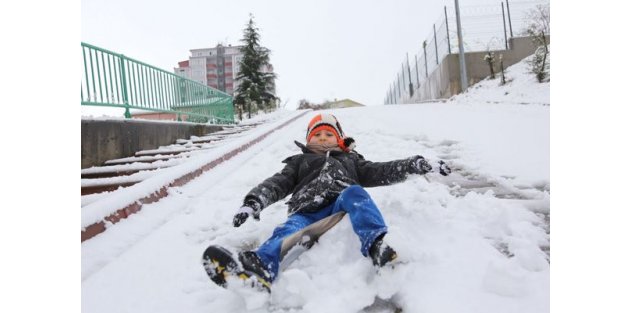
369, 235, 398, 267
237, 251, 273, 290
202, 245, 272, 292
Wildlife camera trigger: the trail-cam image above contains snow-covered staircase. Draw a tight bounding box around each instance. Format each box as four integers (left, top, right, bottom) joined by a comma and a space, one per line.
81, 123, 261, 196
81, 111, 309, 241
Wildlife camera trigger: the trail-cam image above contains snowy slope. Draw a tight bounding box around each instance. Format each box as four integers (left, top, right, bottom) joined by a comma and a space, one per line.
449, 52, 550, 106
82, 56, 549, 313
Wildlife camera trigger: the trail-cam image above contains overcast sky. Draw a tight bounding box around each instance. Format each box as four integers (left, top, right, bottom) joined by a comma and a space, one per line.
81, 0, 516, 111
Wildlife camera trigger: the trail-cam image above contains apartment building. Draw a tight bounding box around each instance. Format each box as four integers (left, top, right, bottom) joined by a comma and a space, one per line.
174, 43, 275, 96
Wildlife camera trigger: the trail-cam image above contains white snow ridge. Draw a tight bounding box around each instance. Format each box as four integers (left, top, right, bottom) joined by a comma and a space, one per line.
82, 55, 549, 313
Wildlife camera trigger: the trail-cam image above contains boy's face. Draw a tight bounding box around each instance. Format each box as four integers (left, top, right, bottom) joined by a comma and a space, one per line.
309, 129, 338, 146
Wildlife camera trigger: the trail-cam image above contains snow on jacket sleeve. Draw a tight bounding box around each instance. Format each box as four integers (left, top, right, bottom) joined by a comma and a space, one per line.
354, 154, 420, 187
244, 155, 300, 211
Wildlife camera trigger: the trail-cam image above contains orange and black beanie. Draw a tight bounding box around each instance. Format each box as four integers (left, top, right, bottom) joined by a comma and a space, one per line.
306, 113, 356, 151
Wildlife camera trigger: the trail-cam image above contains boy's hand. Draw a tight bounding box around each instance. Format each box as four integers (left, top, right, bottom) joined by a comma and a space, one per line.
410, 156, 452, 176
436, 160, 452, 176
233, 200, 261, 227
410, 155, 432, 174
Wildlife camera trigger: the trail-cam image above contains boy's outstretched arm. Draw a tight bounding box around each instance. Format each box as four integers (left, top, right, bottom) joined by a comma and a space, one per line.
233, 157, 299, 227
355, 155, 451, 187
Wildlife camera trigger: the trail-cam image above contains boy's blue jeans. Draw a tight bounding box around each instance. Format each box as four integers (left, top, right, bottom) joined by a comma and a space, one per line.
256, 185, 388, 281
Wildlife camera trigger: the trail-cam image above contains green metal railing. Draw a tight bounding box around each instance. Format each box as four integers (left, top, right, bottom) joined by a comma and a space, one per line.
81, 42, 234, 124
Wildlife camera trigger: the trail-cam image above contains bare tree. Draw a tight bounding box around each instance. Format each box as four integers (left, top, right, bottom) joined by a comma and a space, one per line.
522, 4, 550, 38
499, 54, 507, 85
484, 52, 496, 79
523, 4, 550, 82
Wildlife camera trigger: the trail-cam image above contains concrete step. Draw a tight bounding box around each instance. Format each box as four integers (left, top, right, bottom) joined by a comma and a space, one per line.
81, 122, 260, 197
104, 153, 188, 166
81, 181, 139, 196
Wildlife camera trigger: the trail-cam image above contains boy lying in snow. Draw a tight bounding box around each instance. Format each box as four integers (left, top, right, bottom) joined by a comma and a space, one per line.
203, 113, 451, 290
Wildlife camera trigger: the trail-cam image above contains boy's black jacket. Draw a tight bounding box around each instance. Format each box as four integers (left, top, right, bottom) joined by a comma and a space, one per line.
244, 141, 424, 215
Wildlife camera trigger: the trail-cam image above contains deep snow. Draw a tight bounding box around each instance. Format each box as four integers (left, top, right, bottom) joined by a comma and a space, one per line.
82, 55, 549, 313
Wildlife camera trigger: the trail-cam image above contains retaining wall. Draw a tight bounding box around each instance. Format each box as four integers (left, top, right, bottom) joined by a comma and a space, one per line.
408, 36, 549, 102
81, 119, 223, 168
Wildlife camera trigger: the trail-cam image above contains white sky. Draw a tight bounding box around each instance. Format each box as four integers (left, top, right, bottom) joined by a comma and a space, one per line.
81, 0, 506, 110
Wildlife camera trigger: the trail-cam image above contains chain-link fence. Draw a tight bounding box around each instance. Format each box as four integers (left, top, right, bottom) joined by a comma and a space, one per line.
385, 0, 549, 104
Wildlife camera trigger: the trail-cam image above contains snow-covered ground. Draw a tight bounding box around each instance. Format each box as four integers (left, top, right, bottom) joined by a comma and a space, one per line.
82, 55, 549, 313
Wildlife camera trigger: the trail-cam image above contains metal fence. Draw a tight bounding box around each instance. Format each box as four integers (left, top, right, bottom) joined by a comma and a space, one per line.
385, 0, 549, 104
81, 42, 234, 124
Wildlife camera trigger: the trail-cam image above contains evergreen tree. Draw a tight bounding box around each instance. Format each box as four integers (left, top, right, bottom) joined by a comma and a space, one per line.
234, 14, 277, 119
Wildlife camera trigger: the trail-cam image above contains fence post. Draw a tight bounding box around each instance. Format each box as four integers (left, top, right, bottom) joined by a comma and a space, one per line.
392, 83, 395, 103
391, 85, 394, 104
394, 73, 400, 102
398, 70, 405, 101
454, 0, 468, 91
119, 56, 131, 118
506, 0, 514, 38
406, 53, 414, 98
423, 41, 429, 78
415, 54, 420, 87
398, 72, 403, 99
445, 6, 452, 54
390, 83, 393, 103
501, 2, 509, 50
433, 24, 439, 64
401, 64, 406, 88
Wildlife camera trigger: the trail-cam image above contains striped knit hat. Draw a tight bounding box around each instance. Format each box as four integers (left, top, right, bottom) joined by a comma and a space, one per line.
306, 113, 355, 151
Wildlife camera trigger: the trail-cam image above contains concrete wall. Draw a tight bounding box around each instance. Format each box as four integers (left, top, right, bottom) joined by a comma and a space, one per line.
81, 119, 223, 169
408, 36, 549, 102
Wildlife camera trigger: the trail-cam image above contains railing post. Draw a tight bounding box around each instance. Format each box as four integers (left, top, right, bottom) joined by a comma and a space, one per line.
119, 55, 131, 118
82, 46, 90, 102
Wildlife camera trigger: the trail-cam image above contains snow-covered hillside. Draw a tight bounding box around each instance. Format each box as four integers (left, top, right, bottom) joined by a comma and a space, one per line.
82, 55, 549, 313
450, 52, 550, 106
